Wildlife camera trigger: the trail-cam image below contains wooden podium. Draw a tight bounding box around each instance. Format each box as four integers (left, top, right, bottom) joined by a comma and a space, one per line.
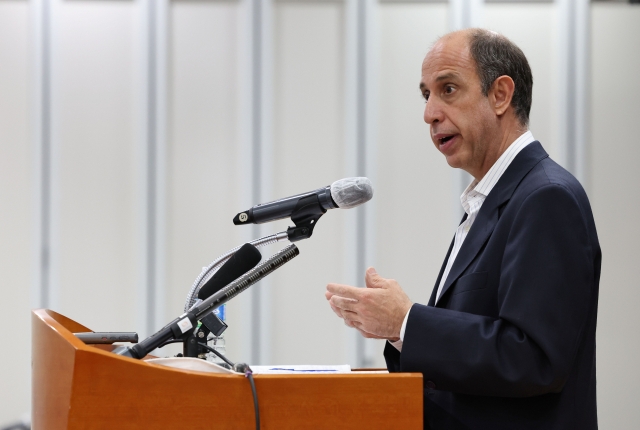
32, 309, 422, 429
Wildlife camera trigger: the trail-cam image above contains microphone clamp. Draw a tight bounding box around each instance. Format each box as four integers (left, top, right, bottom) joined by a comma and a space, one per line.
285, 193, 327, 242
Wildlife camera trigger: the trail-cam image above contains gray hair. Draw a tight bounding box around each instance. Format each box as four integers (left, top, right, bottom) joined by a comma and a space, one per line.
468, 29, 533, 127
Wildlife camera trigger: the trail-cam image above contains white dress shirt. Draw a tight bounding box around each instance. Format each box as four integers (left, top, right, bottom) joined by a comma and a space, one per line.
391, 131, 535, 352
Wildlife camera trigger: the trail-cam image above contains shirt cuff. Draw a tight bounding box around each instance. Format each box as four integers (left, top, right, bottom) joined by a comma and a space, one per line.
389, 307, 412, 352
400, 306, 411, 341
390, 338, 403, 352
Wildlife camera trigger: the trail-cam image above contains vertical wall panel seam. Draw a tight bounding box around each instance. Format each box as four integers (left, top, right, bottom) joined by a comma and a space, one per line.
449, 0, 483, 226
575, 0, 590, 190
36, 0, 52, 310
140, 0, 168, 336
259, 0, 275, 366
251, 0, 263, 364
558, 0, 590, 189
344, 0, 360, 367
566, 0, 577, 175
146, 0, 158, 336
41, 0, 52, 309
154, 0, 169, 330
346, 0, 379, 368
362, 0, 381, 367
355, 0, 367, 368
249, 0, 274, 365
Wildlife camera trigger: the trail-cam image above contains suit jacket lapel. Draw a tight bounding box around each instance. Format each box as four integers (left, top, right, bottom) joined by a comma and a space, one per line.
435, 141, 549, 305
428, 213, 466, 307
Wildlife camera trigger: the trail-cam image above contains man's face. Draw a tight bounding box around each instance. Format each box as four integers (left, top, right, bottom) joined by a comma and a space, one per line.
420, 34, 498, 179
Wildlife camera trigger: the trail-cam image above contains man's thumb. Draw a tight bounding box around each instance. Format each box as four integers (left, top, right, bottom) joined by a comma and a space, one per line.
365, 267, 383, 288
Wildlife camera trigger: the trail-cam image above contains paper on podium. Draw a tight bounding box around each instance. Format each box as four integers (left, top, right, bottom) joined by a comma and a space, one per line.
250, 365, 351, 374
144, 359, 371, 375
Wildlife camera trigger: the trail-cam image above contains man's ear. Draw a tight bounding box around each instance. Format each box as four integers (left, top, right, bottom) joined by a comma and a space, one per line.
490, 75, 515, 117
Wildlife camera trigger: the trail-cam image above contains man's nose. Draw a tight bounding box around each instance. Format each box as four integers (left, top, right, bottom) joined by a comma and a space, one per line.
424, 98, 443, 125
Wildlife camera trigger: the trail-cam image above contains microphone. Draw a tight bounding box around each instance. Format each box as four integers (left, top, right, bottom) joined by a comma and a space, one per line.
232, 177, 373, 225
197, 243, 262, 300
115, 244, 299, 359
183, 243, 262, 358
192, 244, 299, 318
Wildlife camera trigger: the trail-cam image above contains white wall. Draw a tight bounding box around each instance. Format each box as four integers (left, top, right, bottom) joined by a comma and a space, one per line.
0, 0, 639, 427
375, 1, 452, 342
269, 1, 350, 365
0, 0, 32, 422
591, 4, 640, 428
165, 0, 246, 358
483, 2, 560, 160
50, 0, 140, 333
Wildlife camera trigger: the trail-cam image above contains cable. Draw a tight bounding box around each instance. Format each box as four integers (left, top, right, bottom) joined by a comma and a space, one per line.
156, 338, 259, 429
196, 342, 235, 367
233, 363, 260, 430
246, 371, 260, 430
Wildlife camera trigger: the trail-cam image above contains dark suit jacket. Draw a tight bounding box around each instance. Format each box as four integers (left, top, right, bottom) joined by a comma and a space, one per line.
384, 142, 601, 430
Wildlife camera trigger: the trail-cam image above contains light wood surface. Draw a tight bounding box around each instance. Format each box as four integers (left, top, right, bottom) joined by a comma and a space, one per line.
32, 309, 423, 429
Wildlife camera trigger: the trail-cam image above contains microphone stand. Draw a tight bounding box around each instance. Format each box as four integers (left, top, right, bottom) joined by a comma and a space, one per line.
115, 245, 299, 359
183, 193, 329, 312
114, 190, 333, 363
160, 196, 327, 361
183, 231, 289, 312
182, 310, 228, 361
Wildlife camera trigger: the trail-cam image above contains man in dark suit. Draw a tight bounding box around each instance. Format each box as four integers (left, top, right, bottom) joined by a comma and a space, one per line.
325, 29, 601, 429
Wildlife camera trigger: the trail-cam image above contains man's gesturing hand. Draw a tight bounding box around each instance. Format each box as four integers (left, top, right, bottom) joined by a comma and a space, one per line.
325, 267, 412, 341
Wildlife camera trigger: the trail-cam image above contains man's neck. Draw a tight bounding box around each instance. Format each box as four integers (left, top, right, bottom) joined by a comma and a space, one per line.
472, 127, 528, 182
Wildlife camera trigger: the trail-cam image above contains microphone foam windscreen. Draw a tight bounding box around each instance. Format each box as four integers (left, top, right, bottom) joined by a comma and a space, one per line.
198, 243, 262, 300
330, 177, 374, 209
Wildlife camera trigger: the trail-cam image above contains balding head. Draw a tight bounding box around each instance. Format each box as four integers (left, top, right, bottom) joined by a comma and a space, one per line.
420, 29, 533, 180
430, 29, 533, 127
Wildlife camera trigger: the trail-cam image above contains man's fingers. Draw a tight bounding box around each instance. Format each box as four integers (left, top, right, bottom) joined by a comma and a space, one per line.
328, 302, 344, 318
330, 300, 357, 316
326, 283, 362, 300
330, 295, 358, 312
342, 312, 361, 328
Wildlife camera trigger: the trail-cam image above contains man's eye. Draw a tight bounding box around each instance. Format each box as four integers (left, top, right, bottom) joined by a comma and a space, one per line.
444, 85, 455, 94
423, 93, 430, 102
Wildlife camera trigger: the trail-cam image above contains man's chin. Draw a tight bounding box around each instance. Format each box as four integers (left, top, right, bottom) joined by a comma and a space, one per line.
444, 155, 463, 169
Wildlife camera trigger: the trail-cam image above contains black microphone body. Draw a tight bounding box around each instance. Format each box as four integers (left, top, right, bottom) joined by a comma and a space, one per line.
233, 186, 336, 225
192, 244, 299, 318
198, 243, 262, 300
233, 177, 374, 226
118, 314, 195, 359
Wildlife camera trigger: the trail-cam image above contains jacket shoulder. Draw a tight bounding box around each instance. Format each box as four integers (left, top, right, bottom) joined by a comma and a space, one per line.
519, 157, 588, 204
513, 156, 599, 249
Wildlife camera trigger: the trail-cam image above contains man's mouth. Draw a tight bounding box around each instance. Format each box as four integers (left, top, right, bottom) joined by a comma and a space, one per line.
439, 135, 455, 144
433, 133, 459, 155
